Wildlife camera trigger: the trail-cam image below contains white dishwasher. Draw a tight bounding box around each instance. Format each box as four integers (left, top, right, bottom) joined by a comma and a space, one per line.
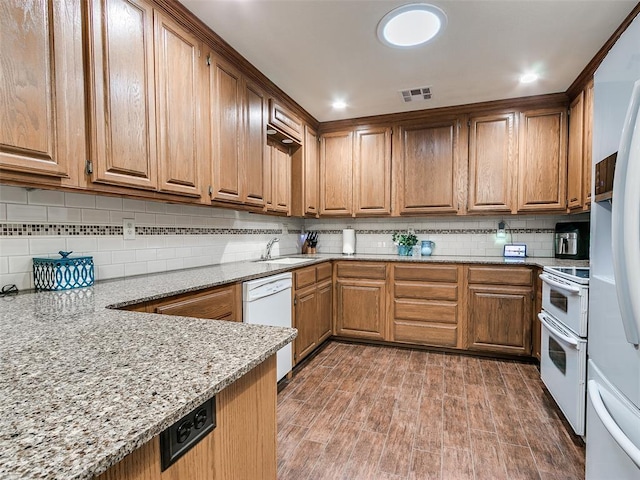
243, 272, 293, 382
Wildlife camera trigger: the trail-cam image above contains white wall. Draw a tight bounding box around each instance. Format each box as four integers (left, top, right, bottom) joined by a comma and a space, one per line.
0, 186, 302, 291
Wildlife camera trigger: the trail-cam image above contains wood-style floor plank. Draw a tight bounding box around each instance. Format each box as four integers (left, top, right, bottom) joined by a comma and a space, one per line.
278, 341, 585, 480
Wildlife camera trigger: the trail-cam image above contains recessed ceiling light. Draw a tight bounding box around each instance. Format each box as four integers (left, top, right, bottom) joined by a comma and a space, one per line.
266, 129, 277, 135
282, 139, 293, 144
377, 3, 447, 48
520, 72, 539, 84
332, 100, 347, 109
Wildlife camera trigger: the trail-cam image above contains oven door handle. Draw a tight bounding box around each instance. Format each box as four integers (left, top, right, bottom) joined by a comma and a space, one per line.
588, 379, 640, 468
539, 273, 581, 294
538, 312, 578, 347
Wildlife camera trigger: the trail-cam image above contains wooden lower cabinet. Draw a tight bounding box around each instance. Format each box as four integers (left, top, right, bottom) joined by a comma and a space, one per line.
293, 264, 332, 364
334, 262, 387, 341
97, 355, 277, 480
466, 266, 533, 356
392, 264, 461, 348
122, 284, 242, 322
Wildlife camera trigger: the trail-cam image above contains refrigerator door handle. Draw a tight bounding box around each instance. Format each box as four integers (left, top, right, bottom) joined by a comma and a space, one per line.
612, 78, 640, 346
538, 312, 579, 347
588, 380, 640, 468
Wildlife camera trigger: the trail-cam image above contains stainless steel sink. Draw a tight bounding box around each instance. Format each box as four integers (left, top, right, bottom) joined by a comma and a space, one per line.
259, 257, 312, 266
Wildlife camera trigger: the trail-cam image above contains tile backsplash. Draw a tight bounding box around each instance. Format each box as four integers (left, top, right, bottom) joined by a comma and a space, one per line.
0, 186, 589, 291
0, 186, 302, 291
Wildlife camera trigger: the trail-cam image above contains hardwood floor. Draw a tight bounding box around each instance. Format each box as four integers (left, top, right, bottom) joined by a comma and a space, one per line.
277, 341, 585, 480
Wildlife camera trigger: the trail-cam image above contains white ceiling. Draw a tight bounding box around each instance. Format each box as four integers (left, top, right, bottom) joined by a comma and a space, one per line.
180, 0, 637, 122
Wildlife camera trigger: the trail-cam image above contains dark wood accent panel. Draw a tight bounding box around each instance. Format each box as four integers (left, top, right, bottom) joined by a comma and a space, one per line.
336, 262, 387, 280
394, 283, 458, 302
467, 266, 532, 286
86, 0, 158, 190
394, 264, 458, 283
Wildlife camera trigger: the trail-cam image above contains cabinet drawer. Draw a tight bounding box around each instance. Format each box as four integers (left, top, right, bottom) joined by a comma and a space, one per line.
394, 299, 457, 324
295, 266, 316, 290
394, 282, 458, 301
316, 262, 332, 281
269, 99, 303, 142
394, 321, 458, 347
153, 285, 238, 321
336, 262, 386, 280
467, 266, 532, 286
394, 264, 458, 283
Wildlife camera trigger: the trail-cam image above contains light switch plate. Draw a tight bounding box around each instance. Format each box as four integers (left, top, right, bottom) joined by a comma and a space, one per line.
123, 219, 135, 240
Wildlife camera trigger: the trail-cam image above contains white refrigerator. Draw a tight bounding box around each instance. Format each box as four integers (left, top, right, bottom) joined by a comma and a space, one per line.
586, 15, 640, 479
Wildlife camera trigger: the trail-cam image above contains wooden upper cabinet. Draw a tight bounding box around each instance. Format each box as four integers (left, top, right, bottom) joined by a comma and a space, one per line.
304, 125, 320, 216
86, 0, 158, 190
467, 113, 516, 213
0, 0, 84, 180
353, 127, 392, 215
268, 99, 303, 143
209, 55, 243, 203
154, 11, 203, 198
394, 119, 461, 215
320, 130, 353, 216
517, 107, 567, 212
583, 80, 594, 210
267, 143, 290, 214
567, 92, 584, 210
243, 81, 267, 207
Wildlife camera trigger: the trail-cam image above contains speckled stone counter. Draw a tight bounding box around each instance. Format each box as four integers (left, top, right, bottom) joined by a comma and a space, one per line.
0, 253, 587, 479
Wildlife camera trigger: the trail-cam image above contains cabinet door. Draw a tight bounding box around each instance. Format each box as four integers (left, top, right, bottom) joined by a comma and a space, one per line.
467, 285, 532, 356
517, 107, 567, 212
86, 0, 157, 190
1, 0, 83, 179
304, 125, 319, 215
467, 113, 516, 213
583, 80, 594, 209
320, 131, 353, 216
294, 286, 318, 363
244, 81, 267, 207
395, 119, 461, 214
152, 285, 240, 321
154, 11, 203, 197
335, 279, 386, 340
567, 93, 584, 210
353, 127, 392, 215
317, 279, 333, 343
271, 144, 291, 214
210, 56, 243, 203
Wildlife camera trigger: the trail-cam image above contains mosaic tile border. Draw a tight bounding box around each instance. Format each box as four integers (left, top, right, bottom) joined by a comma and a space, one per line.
0, 223, 282, 237
306, 228, 555, 235
0, 223, 553, 237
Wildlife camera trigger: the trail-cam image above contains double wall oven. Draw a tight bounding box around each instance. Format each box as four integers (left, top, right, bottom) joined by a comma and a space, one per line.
538, 266, 590, 436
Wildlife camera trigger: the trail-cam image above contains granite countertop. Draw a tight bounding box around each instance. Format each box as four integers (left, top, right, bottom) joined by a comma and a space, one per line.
0, 253, 587, 479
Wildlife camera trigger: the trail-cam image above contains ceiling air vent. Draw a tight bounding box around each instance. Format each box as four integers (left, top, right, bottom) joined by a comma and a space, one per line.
400, 86, 432, 103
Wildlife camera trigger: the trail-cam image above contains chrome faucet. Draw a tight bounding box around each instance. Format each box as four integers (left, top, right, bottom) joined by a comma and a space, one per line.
262, 237, 280, 260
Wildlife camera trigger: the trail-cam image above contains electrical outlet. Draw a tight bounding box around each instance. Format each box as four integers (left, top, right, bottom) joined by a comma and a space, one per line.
123, 219, 135, 240
407, 225, 415, 234
282, 223, 289, 234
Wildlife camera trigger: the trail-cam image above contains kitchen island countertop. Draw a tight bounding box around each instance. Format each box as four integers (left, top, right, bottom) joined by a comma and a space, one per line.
0, 253, 586, 479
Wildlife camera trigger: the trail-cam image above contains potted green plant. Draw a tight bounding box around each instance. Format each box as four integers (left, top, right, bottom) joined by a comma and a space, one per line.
392, 231, 418, 256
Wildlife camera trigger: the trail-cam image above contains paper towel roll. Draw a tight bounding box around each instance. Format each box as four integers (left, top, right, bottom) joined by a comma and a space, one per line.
342, 229, 356, 255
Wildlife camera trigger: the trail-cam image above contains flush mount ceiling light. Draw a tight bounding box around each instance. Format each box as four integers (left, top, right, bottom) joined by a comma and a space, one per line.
520, 72, 539, 84
377, 3, 447, 48
332, 100, 347, 109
